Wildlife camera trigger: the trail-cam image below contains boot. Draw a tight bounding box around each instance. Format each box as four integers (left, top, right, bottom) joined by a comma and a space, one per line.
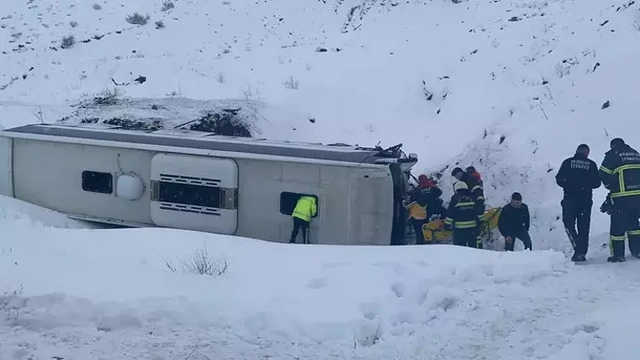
572, 254, 586, 262
607, 255, 626, 263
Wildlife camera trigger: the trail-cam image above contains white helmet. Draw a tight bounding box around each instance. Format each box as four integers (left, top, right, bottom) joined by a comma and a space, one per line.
453, 181, 468, 192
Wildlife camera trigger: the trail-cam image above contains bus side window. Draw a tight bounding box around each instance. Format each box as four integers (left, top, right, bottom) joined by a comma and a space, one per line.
279, 192, 318, 218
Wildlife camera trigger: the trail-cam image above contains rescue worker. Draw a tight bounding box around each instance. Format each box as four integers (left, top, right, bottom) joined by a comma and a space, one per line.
497, 192, 532, 251
404, 175, 436, 244
555, 143, 602, 262
443, 181, 482, 248
466, 166, 483, 185
453, 166, 485, 247
452, 166, 485, 213
289, 195, 317, 244
404, 191, 429, 244
414, 174, 445, 219
598, 138, 640, 262
467, 166, 486, 247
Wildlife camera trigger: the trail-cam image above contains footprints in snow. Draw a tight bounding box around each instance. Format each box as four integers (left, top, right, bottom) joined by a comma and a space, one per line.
304, 261, 350, 289
390, 281, 405, 298
573, 323, 600, 335
306, 277, 326, 289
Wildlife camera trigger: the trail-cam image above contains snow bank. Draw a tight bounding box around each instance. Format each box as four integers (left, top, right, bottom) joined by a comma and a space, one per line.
1, 226, 575, 358
0, 195, 94, 229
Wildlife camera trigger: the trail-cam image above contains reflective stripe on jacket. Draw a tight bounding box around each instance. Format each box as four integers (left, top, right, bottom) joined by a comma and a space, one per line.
599, 145, 640, 198
444, 194, 481, 229
292, 196, 317, 222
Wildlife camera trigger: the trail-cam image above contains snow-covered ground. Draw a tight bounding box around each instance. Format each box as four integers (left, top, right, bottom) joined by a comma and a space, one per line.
2, 0, 640, 357
0, 200, 638, 359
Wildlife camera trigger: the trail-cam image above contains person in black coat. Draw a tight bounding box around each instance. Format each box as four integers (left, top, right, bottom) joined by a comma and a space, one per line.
498, 192, 532, 251
555, 143, 601, 262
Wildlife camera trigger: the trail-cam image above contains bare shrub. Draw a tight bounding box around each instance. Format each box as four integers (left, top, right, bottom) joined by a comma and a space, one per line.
214, 72, 226, 83
283, 76, 299, 89
61, 35, 75, 49
32, 106, 45, 123
94, 87, 125, 105
161, 1, 175, 11
92, 3, 101, 10
161, 245, 228, 276
69, 21, 78, 28
634, 16, 640, 31
155, 20, 165, 29
182, 247, 228, 276
242, 86, 259, 100
126, 13, 150, 25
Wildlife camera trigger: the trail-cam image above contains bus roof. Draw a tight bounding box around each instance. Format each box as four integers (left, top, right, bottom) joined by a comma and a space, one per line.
0, 123, 415, 166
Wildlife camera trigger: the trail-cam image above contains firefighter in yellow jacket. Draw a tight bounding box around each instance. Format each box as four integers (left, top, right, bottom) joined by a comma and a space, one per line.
290, 195, 317, 244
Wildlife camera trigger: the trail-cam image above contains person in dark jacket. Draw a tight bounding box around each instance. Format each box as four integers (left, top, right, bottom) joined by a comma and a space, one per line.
452, 167, 485, 213
466, 166, 483, 186
405, 174, 446, 244
598, 138, 640, 262
409, 175, 445, 215
404, 187, 429, 244
417, 175, 445, 219
444, 181, 483, 248
498, 192, 532, 251
555, 144, 601, 262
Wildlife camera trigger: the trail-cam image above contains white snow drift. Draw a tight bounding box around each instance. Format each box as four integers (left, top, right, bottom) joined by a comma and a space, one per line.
0, 208, 634, 359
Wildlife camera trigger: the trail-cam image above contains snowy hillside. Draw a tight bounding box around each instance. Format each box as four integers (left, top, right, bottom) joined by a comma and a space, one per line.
3, 0, 640, 357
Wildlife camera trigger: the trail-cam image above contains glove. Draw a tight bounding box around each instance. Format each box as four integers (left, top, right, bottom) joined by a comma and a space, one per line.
600, 195, 612, 215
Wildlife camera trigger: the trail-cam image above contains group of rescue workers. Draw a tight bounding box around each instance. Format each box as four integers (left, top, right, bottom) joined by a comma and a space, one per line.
404, 166, 532, 251
287, 136, 640, 262
556, 138, 640, 263
402, 137, 640, 263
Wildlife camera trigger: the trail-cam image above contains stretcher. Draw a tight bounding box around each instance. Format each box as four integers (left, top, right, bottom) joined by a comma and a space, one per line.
422, 206, 502, 243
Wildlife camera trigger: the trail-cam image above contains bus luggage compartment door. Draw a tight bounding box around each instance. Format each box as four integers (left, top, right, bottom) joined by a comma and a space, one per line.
149, 153, 238, 234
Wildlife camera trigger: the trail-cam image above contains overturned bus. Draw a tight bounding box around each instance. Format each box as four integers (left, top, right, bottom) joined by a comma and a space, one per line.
0, 123, 418, 245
